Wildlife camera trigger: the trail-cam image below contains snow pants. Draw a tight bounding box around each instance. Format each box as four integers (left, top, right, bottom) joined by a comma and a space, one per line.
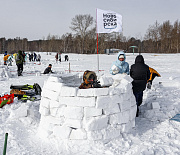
17, 64, 23, 76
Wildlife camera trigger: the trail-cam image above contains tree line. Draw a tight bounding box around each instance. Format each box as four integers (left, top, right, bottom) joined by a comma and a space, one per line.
0, 14, 179, 54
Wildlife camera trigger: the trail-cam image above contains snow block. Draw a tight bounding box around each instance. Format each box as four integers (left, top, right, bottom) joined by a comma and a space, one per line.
43, 81, 63, 92
55, 105, 67, 117
64, 118, 82, 129
87, 130, 103, 140
119, 100, 131, 112
70, 129, 87, 140
77, 88, 95, 97
47, 76, 62, 83
151, 102, 160, 109
96, 96, 111, 109
130, 94, 136, 107
85, 116, 109, 131
41, 89, 60, 101
84, 107, 102, 118
94, 88, 109, 96
64, 106, 84, 119
50, 108, 59, 117
60, 86, 77, 97
39, 106, 50, 116
109, 110, 130, 125
103, 103, 120, 115
40, 97, 50, 109
50, 100, 61, 108
59, 96, 96, 107
130, 105, 137, 121
120, 119, 135, 133
42, 115, 65, 125
53, 125, 72, 139
103, 128, 120, 140
98, 76, 113, 87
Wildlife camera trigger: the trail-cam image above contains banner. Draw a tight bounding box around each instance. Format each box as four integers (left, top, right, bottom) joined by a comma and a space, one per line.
96, 8, 122, 33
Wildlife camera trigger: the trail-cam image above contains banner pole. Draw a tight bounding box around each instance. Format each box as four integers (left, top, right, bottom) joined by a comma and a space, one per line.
96, 8, 99, 72
97, 33, 99, 72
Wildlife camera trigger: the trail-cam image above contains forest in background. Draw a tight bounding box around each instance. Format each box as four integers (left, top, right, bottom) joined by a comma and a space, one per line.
0, 14, 180, 54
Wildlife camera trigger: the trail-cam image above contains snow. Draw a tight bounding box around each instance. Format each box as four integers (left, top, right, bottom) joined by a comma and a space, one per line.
0, 52, 180, 154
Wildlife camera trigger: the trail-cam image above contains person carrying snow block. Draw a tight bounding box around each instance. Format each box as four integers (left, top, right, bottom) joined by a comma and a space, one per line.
16, 50, 24, 76
43, 64, 53, 74
147, 67, 161, 89
110, 51, 129, 75
79, 70, 101, 89
130, 55, 150, 117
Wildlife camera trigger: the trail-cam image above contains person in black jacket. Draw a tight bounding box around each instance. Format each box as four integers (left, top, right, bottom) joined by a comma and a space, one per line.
130, 55, 150, 117
43, 64, 53, 74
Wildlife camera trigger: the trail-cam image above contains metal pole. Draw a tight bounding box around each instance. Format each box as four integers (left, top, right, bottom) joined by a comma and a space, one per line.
69, 62, 70, 73
97, 33, 99, 72
3, 133, 8, 155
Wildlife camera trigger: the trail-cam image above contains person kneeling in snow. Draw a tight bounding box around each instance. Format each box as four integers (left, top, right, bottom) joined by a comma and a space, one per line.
79, 70, 101, 89
110, 51, 129, 75
43, 64, 53, 74
147, 67, 161, 89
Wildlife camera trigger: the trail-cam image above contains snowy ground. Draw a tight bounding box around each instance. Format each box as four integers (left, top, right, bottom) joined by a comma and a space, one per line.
0, 52, 180, 155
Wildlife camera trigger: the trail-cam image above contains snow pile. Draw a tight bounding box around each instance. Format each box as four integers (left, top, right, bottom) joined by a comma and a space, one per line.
0, 65, 12, 80
38, 74, 136, 146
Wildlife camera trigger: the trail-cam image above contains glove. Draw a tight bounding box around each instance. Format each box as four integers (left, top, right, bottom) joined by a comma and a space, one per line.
111, 65, 120, 74
112, 70, 119, 74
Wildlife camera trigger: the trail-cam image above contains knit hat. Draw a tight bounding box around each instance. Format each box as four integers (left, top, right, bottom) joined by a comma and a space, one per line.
119, 54, 124, 59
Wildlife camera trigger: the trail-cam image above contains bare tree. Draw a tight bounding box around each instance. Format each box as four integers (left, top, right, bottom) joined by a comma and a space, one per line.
70, 14, 94, 53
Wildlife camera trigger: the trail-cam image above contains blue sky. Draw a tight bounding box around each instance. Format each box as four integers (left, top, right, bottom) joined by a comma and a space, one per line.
0, 0, 179, 40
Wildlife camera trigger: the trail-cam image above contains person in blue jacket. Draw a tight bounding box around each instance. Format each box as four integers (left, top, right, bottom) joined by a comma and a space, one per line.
110, 51, 129, 75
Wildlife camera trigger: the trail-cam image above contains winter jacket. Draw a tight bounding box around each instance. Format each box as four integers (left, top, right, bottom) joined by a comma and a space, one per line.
16, 51, 24, 65
148, 67, 161, 82
110, 51, 129, 75
4, 55, 10, 61
43, 67, 53, 74
130, 55, 150, 93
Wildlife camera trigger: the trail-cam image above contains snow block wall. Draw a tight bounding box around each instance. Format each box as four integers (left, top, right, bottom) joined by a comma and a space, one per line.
38, 74, 136, 142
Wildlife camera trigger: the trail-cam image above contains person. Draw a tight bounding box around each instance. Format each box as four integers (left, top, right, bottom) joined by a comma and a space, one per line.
34, 52, 37, 61
16, 50, 24, 76
79, 70, 101, 89
55, 53, 58, 62
37, 54, 41, 62
110, 51, 129, 75
43, 64, 53, 74
58, 53, 61, 62
130, 55, 150, 117
147, 67, 161, 89
31, 53, 34, 61
3, 54, 10, 65
65, 55, 69, 61
7, 54, 13, 66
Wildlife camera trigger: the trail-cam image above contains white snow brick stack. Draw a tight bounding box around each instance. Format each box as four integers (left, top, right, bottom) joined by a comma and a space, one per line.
38, 75, 137, 142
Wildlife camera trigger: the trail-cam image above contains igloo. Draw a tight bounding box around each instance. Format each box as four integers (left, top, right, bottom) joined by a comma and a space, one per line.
38, 73, 137, 143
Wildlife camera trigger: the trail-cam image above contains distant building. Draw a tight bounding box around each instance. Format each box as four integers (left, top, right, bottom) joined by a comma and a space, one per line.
104, 49, 123, 55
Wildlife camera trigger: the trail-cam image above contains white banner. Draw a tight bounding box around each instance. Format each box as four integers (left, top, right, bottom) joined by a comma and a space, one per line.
96, 8, 122, 33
